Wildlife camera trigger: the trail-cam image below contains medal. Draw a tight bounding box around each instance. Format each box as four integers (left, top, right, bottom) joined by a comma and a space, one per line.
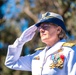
49, 53, 64, 69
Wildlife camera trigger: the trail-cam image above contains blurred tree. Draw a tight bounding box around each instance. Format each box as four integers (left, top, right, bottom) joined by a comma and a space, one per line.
0, 0, 76, 54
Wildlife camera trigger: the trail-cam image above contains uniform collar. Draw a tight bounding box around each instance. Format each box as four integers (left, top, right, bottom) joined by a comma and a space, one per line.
45, 39, 66, 56
46, 39, 66, 48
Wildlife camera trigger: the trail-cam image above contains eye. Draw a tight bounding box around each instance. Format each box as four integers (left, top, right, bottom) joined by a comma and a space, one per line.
37, 23, 51, 32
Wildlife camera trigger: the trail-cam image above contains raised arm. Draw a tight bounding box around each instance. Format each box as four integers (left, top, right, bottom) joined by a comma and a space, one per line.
5, 25, 37, 71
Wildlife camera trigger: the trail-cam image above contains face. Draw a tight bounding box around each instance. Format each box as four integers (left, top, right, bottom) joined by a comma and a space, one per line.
38, 23, 61, 46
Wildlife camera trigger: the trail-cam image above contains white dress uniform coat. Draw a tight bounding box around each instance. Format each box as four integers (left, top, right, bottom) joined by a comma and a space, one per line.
5, 25, 76, 75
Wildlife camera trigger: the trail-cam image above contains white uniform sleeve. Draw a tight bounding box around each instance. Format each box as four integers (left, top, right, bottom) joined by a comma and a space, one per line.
67, 46, 76, 75
5, 25, 37, 71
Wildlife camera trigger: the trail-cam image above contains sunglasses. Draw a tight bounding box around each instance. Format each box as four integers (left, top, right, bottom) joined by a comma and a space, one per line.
37, 23, 56, 31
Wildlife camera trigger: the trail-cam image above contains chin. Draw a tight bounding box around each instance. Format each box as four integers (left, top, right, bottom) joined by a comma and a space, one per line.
41, 38, 48, 43
41, 40, 52, 46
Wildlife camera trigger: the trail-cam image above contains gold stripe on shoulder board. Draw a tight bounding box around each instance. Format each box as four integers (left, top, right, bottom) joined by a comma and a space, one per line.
62, 42, 76, 47
35, 47, 45, 51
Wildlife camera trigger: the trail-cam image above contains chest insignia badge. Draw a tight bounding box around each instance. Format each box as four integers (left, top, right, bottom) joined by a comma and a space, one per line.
33, 56, 40, 60
49, 53, 65, 69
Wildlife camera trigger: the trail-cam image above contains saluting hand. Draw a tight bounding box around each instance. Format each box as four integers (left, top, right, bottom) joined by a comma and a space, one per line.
18, 25, 37, 44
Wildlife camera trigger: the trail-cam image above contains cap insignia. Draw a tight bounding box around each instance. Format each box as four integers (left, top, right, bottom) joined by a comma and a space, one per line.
42, 12, 53, 19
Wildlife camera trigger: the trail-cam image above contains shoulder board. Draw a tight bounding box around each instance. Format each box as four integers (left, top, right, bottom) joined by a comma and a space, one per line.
35, 47, 45, 51
62, 42, 76, 47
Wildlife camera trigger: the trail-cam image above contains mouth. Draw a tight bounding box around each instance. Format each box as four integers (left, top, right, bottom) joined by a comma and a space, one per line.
41, 33, 46, 37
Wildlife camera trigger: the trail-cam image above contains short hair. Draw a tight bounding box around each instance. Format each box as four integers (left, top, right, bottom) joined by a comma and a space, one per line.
58, 28, 67, 40
50, 23, 67, 40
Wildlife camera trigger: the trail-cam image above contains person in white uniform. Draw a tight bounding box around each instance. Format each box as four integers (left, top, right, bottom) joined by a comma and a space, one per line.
5, 12, 76, 75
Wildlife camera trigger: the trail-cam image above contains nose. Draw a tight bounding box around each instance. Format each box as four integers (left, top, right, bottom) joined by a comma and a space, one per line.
39, 28, 45, 33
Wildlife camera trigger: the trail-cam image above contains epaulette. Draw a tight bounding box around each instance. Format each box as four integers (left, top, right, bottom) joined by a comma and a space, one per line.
35, 47, 45, 51
62, 42, 76, 47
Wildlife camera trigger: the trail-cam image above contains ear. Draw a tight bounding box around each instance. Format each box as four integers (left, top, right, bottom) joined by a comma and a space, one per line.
56, 26, 62, 34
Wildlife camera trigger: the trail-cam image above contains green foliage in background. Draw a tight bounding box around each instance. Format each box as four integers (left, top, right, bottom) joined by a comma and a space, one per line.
0, 0, 76, 75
